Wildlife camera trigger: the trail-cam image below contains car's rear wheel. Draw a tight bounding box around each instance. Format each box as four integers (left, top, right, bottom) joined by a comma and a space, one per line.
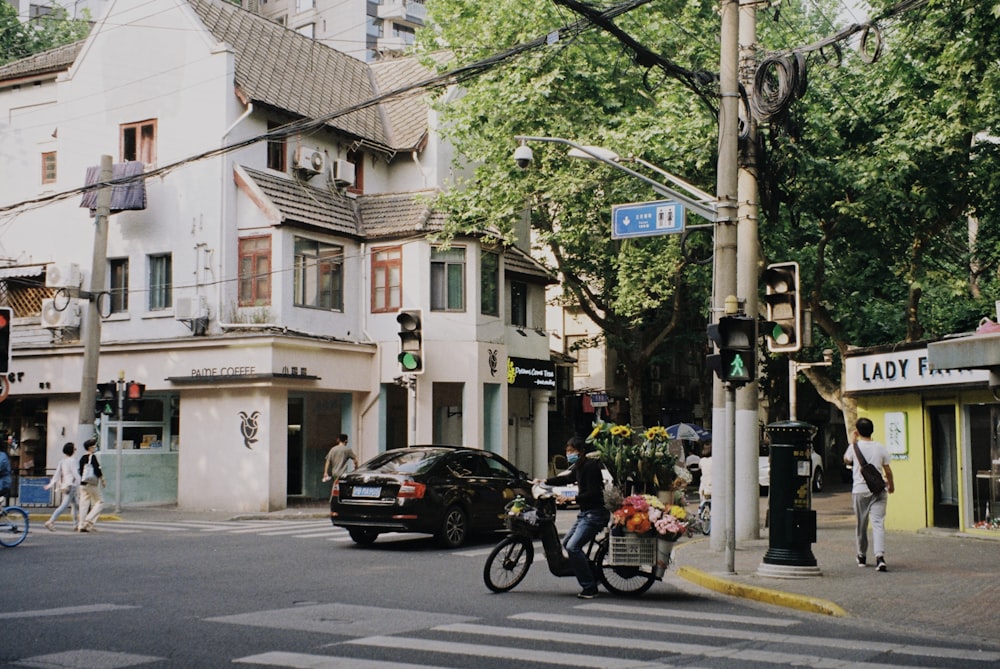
348, 528, 379, 546
437, 505, 468, 548
812, 466, 824, 492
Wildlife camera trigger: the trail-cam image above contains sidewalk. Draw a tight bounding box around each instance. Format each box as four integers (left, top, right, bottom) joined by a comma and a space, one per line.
672, 483, 1000, 646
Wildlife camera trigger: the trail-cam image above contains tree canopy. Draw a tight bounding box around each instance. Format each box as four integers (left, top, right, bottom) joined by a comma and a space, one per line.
0, 4, 92, 66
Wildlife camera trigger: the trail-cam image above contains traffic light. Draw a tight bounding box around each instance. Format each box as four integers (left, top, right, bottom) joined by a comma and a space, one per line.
124, 381, 145, 417
0, 306, 11, 374
763, 261, 801, 353
396, 310, 423, 374
707, 316, 757, 385
95, 382, 118, 419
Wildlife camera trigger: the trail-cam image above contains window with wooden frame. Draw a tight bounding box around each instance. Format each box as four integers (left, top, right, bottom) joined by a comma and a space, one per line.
109, 258, 129, 313
510, 280, 527, 326
266, 121, 286, 172
41, 151, 56, 184
480, 251, 499, 316
346, 148, 364, 194
239, 236, 271, 306
121, 119, 156, 164
371, 246, 401, 313
294, 237, 343, 311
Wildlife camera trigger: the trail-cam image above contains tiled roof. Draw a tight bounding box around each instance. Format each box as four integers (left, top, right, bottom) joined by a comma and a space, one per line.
187, 0, 392, 151
238, 166, 361, 237
370, 56, 436, 151
504, 245, 557, 284
0, 40, 85, 83
357, 190, 444, 239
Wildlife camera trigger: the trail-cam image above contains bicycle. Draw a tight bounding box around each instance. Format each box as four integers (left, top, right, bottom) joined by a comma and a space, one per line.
0, 496, 29, 547
483, 483, 658, 596
685, 496, 711, 537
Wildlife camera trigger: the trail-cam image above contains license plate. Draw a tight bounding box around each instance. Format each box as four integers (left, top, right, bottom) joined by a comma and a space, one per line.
353, 486, 381, 498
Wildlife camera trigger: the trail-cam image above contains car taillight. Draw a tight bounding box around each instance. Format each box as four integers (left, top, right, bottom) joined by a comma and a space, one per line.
397, 481, 426, 499
331, 480, 340, 498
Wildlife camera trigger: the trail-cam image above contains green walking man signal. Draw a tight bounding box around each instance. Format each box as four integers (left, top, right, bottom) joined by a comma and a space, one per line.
707, 315, 757, 386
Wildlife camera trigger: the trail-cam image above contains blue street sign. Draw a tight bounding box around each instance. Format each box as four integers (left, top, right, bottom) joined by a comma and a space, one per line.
611, 199, 685, 239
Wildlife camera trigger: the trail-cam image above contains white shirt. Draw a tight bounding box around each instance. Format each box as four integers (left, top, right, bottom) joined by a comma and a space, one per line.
844, 440, 890, 494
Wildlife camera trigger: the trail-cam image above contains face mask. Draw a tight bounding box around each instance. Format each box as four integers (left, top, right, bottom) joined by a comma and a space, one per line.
566, 453, 579, 465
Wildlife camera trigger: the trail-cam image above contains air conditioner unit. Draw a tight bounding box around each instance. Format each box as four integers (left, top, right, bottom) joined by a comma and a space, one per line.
174, 296, 208, 321
41, 298, 80, 328
294, 147, 326, 175
332, 159, 356, 187
44, 262, 82, 288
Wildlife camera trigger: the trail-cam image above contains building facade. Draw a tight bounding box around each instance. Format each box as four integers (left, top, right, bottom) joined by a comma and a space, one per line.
0, 0, 554, 512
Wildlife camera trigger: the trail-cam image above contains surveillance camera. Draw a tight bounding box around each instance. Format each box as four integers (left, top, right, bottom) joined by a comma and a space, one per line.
513, 144, 533, 169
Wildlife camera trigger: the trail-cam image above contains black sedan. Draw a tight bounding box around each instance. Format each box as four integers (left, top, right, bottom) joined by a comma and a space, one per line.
330, 446, 531, 548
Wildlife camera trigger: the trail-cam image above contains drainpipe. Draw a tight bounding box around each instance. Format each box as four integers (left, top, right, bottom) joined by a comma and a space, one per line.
218, 100, 253, 328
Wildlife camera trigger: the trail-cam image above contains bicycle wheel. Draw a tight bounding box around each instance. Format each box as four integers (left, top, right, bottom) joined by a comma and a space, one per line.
595, 540, 656, 596
483, 535, 534, 593
0, 506, 29, 547
699, 503, 711, 535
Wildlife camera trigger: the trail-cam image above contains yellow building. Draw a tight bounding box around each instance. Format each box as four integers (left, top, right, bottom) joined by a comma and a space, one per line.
845, 341, 998, 537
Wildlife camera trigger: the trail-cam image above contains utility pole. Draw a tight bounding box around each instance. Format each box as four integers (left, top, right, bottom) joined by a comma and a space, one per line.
77, 155, 112, 446
710, 0, 740, 574
736, 0, 761, 542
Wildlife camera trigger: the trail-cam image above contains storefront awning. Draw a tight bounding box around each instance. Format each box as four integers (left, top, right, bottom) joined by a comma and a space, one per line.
0, 265, 45, 279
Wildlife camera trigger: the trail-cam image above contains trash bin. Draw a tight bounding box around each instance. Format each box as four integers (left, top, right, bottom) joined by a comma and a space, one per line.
759, 421, 821, 577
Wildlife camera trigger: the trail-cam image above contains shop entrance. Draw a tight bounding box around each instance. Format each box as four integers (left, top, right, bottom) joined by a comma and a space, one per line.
287, 397, 304, 495
929, 405, 959, 528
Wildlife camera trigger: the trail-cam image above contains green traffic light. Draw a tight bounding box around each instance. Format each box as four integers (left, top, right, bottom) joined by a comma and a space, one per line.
771, 323, 790, 346
398, 351, 420, 371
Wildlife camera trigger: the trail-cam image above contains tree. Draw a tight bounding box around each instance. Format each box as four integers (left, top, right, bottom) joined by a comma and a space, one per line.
0, 4, 91, 66
421, 0, 723, 429
756, 0, 1000, 437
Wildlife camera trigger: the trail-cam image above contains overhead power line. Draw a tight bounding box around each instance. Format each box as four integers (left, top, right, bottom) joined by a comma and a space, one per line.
0, 0, 653, 218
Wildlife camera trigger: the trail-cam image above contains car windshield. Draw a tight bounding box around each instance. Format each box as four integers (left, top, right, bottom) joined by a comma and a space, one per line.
362, 449, 444, 475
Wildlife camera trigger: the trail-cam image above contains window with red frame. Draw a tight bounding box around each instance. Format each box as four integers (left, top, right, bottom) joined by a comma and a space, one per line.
42, 151, 56, 184
371, 246, 401, 312
239, 236, 271, 306
121, 119, 156, 164
347, 148, 364, 194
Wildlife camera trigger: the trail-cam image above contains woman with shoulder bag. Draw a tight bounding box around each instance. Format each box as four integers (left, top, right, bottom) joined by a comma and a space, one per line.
43, 442, 80, 531
77, 438, 106, 532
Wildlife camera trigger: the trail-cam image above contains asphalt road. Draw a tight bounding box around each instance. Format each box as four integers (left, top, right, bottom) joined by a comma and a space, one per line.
2, 515, 998, 668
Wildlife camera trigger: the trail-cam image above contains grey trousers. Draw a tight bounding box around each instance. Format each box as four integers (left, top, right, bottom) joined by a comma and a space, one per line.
853, 491, 887, 557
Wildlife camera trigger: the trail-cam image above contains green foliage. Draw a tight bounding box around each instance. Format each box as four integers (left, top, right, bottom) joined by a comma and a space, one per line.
0, 5, 91, 66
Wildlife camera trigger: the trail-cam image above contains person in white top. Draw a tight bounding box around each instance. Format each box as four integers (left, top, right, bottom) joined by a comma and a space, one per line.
843, 417, 895, 572
43, 442, 80, 531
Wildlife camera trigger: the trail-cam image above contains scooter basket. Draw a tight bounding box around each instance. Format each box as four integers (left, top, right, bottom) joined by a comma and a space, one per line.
607, 534, 657, 565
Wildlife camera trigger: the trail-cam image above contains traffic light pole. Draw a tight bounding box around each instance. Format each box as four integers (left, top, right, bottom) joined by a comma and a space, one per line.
77, 155, 113, 446
724, 381, 737, 574
115, 373, 125, 513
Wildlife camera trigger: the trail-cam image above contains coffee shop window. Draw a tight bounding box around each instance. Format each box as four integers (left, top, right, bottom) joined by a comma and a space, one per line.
102, 394, 180, 452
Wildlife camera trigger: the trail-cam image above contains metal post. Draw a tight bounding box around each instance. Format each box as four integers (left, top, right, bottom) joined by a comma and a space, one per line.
115, 371, 124, 513
710, 0, 740, 553
789, 359, 798, 421
77, 155, 113, 445
724, 384, 737, 574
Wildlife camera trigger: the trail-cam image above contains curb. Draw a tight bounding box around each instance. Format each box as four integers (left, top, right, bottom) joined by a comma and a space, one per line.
674, 565, 848, 618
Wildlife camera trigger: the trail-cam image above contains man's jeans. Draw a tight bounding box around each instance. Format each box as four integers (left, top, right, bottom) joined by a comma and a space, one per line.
853, 491, 887, 557
563, 507, 610, 592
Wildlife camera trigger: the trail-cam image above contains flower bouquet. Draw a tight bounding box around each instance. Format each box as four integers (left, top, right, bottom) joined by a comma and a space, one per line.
589, 421, 679, 495
611, 493, 688, 541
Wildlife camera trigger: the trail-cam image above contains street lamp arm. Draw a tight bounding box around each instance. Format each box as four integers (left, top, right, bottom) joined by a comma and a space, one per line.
514, 135, 717, 221
626, 155, 715, 204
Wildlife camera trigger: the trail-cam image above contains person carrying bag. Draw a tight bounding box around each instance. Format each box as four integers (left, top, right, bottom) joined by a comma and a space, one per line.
77, 438, 106, 532
844, 418, 894, 572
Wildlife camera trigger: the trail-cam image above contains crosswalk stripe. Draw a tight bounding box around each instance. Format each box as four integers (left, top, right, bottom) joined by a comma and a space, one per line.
512, 612, 1000, 663
234, 651, 454, 669
432, 623, 927, 669
0, 603, 138, 620
578, 602, 801, 627
345, 634, 652, 668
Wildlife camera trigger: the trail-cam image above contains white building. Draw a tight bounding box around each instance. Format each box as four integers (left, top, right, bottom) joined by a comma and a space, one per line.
0, 0, 554, 511
240, 0, 426, 62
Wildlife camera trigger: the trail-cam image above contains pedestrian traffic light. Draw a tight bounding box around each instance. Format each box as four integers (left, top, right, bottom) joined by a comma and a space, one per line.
0, 306, 11, 374
124, 380, 145, 417
706, 316, 757, 385
763, 261, 801, 353
396, 309, 423, 374
95, 382, 118, 419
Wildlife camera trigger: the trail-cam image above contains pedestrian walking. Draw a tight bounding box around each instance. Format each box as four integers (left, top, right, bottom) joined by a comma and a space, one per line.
43, 442, 80, 531
77, 438, 106, 532
322, 434, 358, 484
844, 417, 895, 572
0, 438, 11, 505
